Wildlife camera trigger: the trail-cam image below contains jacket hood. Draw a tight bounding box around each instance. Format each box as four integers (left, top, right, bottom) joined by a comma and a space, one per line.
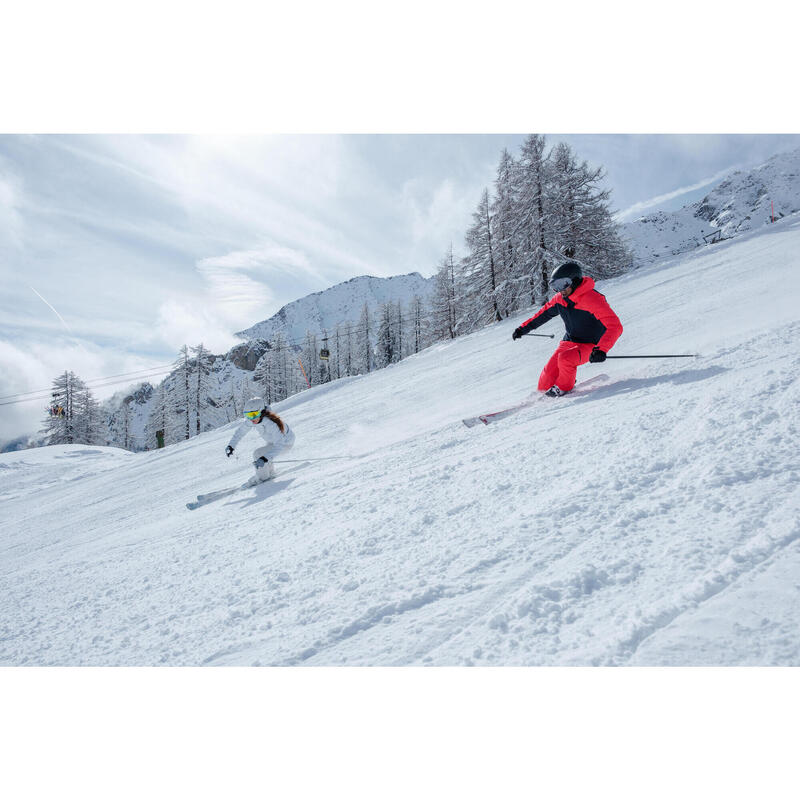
569, 276, 595, 299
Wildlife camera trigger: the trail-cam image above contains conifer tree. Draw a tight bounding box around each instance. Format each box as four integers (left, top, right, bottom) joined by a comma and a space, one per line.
461, 187, 502, 329
411, 294, 426, 354
490, 148, 520, 315
271, 332, 291, 401
358, 303, 373, 374
333, 325, 343, 380
543, 142, 630, 279
395, 301, 404, 360
515, 133, 551, 305
76, 387, 105, 446
145, 384, 169, 449
42, 371, 104, 446
191, 343, 213, 435
301, 331, 320, 387
174, 345, 192, 440
430, 244, 459, 341
42, 371, 79, 445
375, 303, 396, 368
253, 350, 275, 405
239, 375, 251, 414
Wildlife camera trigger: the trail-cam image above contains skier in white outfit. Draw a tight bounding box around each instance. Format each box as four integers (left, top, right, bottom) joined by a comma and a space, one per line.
225, 396, 295, 484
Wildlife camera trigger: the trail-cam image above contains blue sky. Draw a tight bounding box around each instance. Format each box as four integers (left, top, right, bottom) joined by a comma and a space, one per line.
2, 133, 800, 439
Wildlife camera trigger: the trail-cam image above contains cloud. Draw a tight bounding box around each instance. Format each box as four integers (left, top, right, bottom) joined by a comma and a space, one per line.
0, 339, 55, 440
401, 177, 475, 258
193, 242, 341, 336
198, 242, 322, 283
153, 299, 241, 353
616, 164, 741, 221
196, 253, 275, 324
0, 168, 24, 248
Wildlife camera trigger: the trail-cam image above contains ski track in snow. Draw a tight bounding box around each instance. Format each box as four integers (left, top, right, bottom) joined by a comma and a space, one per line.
2, 217, 800, 666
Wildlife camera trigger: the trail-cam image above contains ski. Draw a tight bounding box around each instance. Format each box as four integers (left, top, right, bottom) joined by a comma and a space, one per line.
186, 461, 311, 510
187, 485, 245, 510
462, 374, 610, 427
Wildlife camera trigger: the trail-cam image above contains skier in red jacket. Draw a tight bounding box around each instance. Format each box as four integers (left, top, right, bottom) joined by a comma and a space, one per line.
512, 261, 623, 396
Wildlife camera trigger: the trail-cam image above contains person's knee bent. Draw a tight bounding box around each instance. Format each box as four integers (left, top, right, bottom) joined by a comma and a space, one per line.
559, 346, 583, 369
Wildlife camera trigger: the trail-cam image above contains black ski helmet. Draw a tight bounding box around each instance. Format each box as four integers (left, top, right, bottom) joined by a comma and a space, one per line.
550, 261, 583, 292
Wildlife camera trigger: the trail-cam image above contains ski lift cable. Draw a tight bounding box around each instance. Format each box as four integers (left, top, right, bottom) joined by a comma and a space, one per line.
2, 309, 427, 404
0, 368, 174, 408
0, 364, 175, 402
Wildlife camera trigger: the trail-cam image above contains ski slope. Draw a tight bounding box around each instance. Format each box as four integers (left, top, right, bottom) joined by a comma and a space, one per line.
2, 217, 799, 666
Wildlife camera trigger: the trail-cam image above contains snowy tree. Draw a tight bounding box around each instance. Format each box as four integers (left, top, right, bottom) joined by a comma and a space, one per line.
145, 384, 169, 449
461, 187, 503, 329
253, 349, 276, 405
41, 371, 82, 445
490, 148, 521, 315
514, 133, 552, 305
41, 371, 104, 446
430, 244, 459, 341
410, 294, 427, 354
270, 333, 292, 401
119, 399, 132, 450
241, 373, 254, 411
73, 386, 105, 446
301, 331, 320, 387
42, 372, 72, 445
172, 345, 192, 441
253, 335, 293, 404
375, 303, 397, 368
332, 325, 342, 380
545, 142, 630, 278
394, 301, 404, 360
357, 303, 373, 374
332, 321, 355, 379
191, 343, 213, 436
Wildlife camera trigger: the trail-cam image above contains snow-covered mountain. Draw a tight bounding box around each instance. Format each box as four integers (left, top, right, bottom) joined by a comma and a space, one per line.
236, 272, 435, 343
2, 213, 799, 666
623, 147, 800, 265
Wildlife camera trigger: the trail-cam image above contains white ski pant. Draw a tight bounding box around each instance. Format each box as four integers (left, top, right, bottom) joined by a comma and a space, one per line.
252, 431, 294, 480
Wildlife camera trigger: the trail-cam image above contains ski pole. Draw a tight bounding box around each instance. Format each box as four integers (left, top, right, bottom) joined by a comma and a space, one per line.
522, 332, 555, 339
604, 354, 698, 359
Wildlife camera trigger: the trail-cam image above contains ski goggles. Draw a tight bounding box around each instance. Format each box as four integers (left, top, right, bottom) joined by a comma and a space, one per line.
551, 277, 573, 293
244, 410, 261, 419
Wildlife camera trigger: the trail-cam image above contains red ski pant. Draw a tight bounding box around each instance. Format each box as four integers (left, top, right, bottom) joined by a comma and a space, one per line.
537, 341, 595, 392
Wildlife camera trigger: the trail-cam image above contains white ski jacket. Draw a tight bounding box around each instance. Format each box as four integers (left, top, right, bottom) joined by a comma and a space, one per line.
228, 417, 294, 451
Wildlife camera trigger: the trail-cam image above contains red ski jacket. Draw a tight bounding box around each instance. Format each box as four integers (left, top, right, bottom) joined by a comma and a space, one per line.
519, 277, 623, 351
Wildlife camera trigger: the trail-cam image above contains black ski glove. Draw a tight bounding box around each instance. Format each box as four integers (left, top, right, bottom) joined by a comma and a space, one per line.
225, 445, 234, 457
512, 327, 524, 340
589, 347, 607, 363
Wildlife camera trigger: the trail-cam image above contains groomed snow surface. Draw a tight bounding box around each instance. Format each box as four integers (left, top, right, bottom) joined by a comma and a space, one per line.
2, 217, 799, 666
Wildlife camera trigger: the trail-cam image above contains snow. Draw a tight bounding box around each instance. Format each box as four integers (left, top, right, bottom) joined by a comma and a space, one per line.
2, 216, 799, 666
